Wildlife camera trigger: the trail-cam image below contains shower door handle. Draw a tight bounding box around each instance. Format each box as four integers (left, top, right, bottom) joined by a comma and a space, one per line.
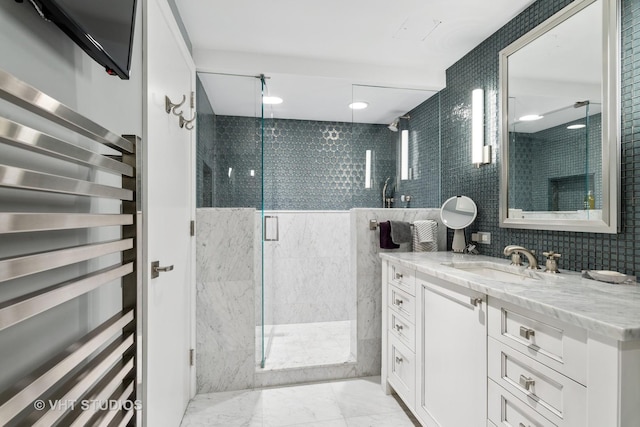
264, 215, 279, 241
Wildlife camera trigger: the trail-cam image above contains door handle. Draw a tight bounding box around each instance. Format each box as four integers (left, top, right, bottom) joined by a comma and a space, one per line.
264, 215, 279, 241
151, 261, 174, 279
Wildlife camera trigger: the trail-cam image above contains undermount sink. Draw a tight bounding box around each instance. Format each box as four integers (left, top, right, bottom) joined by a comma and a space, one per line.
443, 261, 541, 282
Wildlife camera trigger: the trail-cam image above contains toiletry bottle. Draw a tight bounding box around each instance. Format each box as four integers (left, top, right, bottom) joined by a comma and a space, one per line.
587, 190, 595, 209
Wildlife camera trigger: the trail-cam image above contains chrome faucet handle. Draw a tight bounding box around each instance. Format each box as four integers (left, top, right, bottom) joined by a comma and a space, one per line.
543, 251, 561, 273
510, 252, 523, 266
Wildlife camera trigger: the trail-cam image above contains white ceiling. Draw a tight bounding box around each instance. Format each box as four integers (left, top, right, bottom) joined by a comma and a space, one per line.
176, 0, 537, 124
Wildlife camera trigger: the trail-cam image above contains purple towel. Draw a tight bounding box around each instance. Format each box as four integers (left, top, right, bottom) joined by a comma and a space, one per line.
379, 221, 400, 249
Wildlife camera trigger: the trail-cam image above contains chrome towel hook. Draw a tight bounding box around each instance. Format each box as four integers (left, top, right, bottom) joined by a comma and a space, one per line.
165, 94, 186, 115
179, 113, 196, 130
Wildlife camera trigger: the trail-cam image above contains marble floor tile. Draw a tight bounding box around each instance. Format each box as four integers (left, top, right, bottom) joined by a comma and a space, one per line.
259, 321, 355, 370
260, 383, 344, 426
330, 377, 410, 419
344, 412, 420, 427
180, 389, 263, 427
180, 377, 418, 427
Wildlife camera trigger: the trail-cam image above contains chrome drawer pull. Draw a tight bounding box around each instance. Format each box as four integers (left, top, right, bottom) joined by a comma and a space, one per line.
395, 356, 403, 364
519, 423, 531, 427
395, 272, 404, 280
519, 326, 535, 340
395, 298, 404, 306
395, 324, 403, 332
519, 374, 535, 391
470, 297, 483, 306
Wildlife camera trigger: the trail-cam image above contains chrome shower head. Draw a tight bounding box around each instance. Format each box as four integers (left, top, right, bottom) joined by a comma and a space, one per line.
387, 115, 410, 132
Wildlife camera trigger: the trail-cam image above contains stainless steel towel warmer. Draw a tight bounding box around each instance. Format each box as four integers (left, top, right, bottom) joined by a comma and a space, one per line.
0, 68, 141, 426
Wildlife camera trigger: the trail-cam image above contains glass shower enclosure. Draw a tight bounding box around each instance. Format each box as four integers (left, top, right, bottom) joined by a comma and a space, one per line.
197, 71, 437, 374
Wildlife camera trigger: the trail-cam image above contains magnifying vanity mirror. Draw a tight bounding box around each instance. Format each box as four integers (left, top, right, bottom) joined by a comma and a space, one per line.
499, 0, 620, 233
441, 196, 477, 253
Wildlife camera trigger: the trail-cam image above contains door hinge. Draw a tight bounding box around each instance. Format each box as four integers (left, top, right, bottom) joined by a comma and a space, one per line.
190, 220, 195, 236
190, 91, 195, 109
189, 348, 195, 366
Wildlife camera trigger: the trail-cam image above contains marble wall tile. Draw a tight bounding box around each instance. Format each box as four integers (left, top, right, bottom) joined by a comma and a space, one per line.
196, 209, 256, 393
351, 208, 445, 376
254, 362, 359, 389
354, 338, 383, 377
259, 211, 352, 325
196, 279, 255, 393
197, 208, 255, 282
196, 207, 443, 391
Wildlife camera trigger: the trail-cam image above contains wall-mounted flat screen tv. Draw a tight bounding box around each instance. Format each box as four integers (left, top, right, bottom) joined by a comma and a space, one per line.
32, 0, 137, 80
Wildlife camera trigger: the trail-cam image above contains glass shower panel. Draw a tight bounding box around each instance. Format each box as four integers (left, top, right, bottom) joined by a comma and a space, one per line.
195, 71, 265, 367
259, 74, 357, 371
196, 72, 263, 209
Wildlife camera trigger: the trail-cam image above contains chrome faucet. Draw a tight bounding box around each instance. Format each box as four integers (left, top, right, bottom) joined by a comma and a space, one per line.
503, 245, 540, 269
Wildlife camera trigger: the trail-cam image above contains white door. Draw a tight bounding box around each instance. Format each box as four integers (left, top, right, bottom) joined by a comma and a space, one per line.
143, 0, 195, 425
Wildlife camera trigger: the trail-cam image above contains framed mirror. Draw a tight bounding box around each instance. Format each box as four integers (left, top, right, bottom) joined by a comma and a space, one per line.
499, 0, 620, 233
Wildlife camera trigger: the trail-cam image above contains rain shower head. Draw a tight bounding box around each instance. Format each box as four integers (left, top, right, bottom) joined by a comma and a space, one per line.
387, 115, 411, 132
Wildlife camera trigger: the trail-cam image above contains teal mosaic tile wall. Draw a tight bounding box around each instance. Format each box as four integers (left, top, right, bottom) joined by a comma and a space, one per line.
198, 110, 397, 210
196, 76, 216, 207
439, 0, 640, 275
393, 93, 442, 208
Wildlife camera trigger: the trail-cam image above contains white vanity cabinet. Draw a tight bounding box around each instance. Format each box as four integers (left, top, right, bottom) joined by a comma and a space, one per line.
381, 260, 487, 426
381, 255, 640, 427
414, 272, 487, 427
383, 262, 417, 408
487, 299, 587, 427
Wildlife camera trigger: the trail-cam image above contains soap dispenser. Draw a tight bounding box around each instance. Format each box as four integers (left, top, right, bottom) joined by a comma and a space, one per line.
542, 251, 561, 273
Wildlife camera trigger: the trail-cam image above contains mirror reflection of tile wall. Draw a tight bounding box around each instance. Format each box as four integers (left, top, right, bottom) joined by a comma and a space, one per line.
509, 114, 602, 211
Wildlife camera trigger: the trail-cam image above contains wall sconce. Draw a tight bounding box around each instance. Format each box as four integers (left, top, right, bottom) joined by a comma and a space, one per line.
400, 130, 409, 180
365, 150, 372, 189
472, 88, 490, 166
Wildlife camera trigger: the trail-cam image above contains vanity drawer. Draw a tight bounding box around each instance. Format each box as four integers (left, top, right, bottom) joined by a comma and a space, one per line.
387, 335, 415, 409
488, 379, 558, 427
488, 338, 586, 426
388, 285, 415, 321
388, 309, 415, 351
488, 299, 587, 384
388, 263, 416, 296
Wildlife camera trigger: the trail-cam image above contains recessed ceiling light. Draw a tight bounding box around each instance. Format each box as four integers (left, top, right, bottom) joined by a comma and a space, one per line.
518, 114, 544, 121
263, 96, 283, 105
567, 124, 586, 129
349, 101, 369, 110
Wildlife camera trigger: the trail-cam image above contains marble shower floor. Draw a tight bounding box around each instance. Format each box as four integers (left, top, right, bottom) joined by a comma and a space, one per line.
258, 321, 355, 370
180, 376, 420, 427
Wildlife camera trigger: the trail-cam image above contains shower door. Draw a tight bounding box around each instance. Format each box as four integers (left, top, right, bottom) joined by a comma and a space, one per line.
258, 75, 362, 372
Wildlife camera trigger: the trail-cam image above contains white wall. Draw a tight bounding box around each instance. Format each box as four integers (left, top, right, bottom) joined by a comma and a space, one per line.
0, 0, 143, 392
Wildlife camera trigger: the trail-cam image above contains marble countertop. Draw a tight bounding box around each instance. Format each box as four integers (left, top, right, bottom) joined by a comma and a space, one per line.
380, 252, 640, 341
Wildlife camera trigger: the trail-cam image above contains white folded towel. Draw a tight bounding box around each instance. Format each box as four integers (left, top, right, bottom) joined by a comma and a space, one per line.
414, 220, 437, 243
412, 220, 438, 252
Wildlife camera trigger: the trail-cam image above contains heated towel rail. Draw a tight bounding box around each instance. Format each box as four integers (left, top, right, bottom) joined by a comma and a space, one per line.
0, 68, 141, 426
